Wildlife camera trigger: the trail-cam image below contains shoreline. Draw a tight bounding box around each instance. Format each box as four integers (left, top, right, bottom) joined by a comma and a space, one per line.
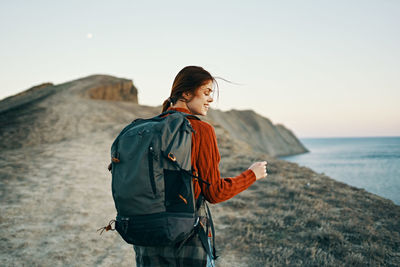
281, 136, 400, 206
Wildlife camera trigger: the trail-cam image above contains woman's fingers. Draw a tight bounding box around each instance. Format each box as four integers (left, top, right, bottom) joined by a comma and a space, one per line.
248, 161, 268, 180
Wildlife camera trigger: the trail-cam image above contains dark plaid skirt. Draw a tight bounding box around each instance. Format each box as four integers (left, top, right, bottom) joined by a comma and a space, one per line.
133, 231, 208, 267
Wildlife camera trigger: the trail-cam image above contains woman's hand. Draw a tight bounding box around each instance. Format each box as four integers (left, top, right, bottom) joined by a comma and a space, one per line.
248, 161, 268, 180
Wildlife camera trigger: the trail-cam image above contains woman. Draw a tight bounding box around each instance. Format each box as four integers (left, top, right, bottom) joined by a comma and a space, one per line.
133, 66, 267, 267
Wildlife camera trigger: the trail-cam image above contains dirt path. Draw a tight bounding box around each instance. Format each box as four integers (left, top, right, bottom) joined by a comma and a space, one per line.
0, 130, 136, 266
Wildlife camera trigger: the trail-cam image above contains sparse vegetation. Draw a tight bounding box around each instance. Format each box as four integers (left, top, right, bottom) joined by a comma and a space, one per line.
212, 154, 400, 266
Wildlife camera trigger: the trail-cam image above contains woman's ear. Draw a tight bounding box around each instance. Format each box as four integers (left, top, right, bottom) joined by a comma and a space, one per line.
181, 92, 193, 102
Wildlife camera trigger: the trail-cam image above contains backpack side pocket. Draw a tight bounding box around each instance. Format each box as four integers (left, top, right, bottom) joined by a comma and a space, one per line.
164, 169, 195, 213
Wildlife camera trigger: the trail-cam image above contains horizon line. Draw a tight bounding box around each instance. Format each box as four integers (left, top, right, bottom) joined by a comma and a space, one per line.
299, 135, 400, 139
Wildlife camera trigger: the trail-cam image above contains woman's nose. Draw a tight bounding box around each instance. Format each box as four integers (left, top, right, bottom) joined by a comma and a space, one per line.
208, 96, 213, 102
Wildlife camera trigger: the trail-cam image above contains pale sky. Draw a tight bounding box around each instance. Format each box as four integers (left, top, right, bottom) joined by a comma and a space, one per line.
1, 0, 399, 138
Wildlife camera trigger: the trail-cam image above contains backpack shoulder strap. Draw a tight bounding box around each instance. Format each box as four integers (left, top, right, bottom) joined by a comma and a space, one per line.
184, 114, 201, 121
157, 109, 201, 121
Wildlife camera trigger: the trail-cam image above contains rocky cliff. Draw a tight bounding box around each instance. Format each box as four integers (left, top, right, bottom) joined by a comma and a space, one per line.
0, 75, 142, 150
84, 77, 138, 102
206, 109, 308, 157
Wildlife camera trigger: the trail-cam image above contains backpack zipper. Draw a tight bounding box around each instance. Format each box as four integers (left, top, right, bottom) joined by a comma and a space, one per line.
148, 145, 157, 196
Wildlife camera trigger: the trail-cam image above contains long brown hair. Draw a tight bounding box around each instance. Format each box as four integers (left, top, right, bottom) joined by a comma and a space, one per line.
162, 66, 219, 112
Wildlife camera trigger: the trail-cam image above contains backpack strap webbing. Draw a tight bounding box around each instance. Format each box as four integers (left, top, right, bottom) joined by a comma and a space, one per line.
197, 223, 214, 260
196, 195, 218, 261
157, 109, 201, 121
205, 202, 218, 259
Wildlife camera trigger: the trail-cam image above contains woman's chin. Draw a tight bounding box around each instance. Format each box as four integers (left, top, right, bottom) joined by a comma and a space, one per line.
191, 109, 207, 116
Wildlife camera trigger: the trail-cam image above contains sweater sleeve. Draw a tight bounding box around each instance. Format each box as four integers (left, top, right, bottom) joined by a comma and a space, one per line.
195, 122, 256, 204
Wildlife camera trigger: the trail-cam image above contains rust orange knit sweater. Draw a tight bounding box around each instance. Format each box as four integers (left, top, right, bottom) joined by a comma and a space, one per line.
166, 107, 256, 204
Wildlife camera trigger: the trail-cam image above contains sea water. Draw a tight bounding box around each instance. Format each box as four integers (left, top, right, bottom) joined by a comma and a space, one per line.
281, 137, 400, 205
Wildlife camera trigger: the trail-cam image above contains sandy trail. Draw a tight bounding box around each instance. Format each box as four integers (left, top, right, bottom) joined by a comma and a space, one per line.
0, 130, 136, 266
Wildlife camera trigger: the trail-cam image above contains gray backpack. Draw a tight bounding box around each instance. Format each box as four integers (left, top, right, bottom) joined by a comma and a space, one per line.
107, 110, 216, 258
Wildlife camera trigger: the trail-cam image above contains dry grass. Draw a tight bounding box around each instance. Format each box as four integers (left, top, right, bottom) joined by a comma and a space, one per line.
211, 156, 400, 266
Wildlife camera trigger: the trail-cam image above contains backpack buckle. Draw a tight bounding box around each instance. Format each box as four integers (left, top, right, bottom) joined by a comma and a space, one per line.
167, 152, 176, 162
194, 217, 200, 227
112, 152, 120, 163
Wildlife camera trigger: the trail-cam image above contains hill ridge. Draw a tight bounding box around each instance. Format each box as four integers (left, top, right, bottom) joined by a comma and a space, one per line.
0, 74, 307, 156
